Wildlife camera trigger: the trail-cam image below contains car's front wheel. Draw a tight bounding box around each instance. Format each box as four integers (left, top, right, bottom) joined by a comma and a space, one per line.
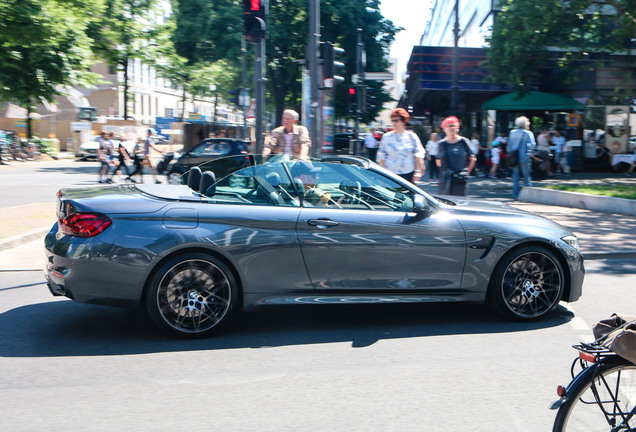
146, 253, 238, 337
488, 245, 564, 321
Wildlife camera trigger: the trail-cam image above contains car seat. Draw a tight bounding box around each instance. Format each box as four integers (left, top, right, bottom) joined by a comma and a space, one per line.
199, 171, 216, 196
187, 166, 202, 192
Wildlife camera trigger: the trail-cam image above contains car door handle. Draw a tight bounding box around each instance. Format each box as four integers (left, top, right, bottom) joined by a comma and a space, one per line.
307, 219, 339, 228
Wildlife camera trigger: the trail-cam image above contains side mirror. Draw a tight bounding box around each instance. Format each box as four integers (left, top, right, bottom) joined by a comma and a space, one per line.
413, 195, 431, 214
405, 195, 431, 224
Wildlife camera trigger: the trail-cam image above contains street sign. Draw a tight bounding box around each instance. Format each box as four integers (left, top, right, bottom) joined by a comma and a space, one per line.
70, 122, 92, 131
363, 72, 393, 81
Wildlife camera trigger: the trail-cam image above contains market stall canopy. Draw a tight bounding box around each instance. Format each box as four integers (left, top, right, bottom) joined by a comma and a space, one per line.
481, 91, 585, 111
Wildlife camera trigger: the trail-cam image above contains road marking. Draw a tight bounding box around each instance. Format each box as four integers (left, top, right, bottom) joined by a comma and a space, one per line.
563, 303, 591, 331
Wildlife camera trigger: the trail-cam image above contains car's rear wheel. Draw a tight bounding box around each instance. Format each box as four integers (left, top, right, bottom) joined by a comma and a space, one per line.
488, 245, 564, 321
146, 253, 238, 337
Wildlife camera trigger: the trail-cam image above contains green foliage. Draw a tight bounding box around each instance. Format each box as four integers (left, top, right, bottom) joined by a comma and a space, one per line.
171, 0, 401, 124
0, 0, 101, 132
484, 0, 636, 89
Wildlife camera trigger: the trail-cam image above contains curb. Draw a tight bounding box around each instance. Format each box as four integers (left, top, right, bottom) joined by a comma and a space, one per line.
519, 187, 636, 217
583, 251, 636, 261
0, 227, 50, 252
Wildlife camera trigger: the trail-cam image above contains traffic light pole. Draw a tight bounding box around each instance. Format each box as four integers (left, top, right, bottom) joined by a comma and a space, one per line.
354, 28, 362, 154
308, 0, 321, 158
255, 38, 265, 153
241, 36, 248, 140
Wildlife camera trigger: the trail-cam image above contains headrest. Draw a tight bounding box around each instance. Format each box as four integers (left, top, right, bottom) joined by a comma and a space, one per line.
199, 171, 216, 196
188, 167, 202, 192
265, 172, 281, 187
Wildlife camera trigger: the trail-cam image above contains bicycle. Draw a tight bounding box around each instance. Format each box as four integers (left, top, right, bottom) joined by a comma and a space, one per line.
551, 316, 636, 431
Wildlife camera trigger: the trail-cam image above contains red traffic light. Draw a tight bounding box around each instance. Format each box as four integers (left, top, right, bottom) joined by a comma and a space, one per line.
348, 88, 356, 95
249, 0, 260, 10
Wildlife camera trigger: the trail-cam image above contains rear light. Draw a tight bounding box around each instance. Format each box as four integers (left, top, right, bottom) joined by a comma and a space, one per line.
58, 212, 112, 237
556, 385, 566, 397
579, 351, 596, 363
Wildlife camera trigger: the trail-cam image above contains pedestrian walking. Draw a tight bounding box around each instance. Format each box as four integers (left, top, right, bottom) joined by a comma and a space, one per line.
507, 116, 536, 200
436, 116, 476, 196
363, 129, 381, 161
377, 108, 426, 183
425, 132, 439, 182
127, 130, 164, 183
97, 131, 115, 183
262, 109, 311, 160
488, 139, 501, 178
553, 130, 566, 174
109, 136, 132, 181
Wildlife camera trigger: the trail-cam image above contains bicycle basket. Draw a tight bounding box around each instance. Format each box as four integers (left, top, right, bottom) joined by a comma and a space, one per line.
592, 313, 636, 365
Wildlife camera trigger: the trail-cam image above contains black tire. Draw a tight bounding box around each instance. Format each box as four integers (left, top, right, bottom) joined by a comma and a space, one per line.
488, 245, 564, 321
146, 252, 238, 337
552, 357, 636, 431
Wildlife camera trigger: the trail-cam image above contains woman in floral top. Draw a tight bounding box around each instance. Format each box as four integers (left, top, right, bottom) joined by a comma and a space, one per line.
377, 108, 426, 183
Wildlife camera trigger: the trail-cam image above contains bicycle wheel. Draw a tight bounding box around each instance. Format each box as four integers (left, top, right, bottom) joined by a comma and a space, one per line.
553, 357, 636, 431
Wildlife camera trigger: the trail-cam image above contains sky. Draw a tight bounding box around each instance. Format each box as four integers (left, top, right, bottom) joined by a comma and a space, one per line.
379, 0, 432, 79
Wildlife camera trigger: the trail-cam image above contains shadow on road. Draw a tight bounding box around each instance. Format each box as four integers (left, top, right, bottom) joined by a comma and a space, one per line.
0, 299, 573, 358
36, 162, 99, 176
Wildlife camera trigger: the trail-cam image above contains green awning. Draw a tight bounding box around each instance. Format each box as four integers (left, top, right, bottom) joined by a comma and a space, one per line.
481, 91, 585, 111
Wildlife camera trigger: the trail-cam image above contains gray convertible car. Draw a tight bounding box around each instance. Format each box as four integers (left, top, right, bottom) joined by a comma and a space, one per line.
45, 155, 584, 337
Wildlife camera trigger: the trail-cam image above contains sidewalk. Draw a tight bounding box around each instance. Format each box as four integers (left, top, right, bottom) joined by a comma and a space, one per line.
1, 162, 636, 259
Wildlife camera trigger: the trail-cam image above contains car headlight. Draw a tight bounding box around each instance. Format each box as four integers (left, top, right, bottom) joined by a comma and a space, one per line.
561, 235, 579, 251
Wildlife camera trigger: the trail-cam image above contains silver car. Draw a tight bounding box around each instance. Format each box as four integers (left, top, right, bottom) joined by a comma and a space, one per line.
45, 155, 584, 337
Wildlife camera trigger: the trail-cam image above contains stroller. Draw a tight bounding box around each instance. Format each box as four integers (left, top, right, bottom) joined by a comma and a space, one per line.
531, 149, 553, 180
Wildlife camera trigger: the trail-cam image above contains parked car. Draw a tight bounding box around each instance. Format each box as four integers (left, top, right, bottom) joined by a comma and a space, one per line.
45, 154, 584, 337
77, 137, 136, 160
166, 138, 249, 184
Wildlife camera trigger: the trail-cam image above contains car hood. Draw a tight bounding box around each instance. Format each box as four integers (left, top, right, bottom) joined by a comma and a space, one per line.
434, 195, 571, 231
59, 184, 199, 215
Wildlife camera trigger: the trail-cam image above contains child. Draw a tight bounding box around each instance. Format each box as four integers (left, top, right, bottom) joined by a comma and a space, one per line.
488, 140, 501, 179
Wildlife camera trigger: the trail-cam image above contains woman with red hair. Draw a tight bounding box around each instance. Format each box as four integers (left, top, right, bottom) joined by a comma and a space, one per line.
376, 108, 426, 183
436, 116, 476, 196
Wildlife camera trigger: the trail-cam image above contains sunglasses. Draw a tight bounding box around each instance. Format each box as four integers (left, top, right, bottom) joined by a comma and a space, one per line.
391, 118, 402, 123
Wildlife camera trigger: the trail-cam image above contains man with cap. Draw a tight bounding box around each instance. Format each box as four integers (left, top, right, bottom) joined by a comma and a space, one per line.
290, 160, 333, 206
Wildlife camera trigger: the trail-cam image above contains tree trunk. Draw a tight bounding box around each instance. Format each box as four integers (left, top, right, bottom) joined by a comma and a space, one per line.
179, 87, 186, 122
122, 58, 129, 121
26, 104, 33, 139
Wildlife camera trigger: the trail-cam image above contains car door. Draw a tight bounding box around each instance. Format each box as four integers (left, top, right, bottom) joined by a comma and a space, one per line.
293, 162, 466, 292
199, 161, 309, 294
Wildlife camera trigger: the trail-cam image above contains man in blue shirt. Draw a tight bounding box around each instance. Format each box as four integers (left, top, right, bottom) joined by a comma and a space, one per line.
507, 116, 536, 200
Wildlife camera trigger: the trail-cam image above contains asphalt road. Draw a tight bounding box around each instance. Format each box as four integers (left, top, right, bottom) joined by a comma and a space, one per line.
1, 237, 636, 431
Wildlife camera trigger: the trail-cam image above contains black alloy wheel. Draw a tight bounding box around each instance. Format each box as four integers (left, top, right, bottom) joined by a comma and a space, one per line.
146, 253, 238, 337
489, 245, 564, 321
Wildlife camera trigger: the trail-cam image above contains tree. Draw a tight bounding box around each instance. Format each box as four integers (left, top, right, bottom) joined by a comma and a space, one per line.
484, 0, 636, 91
170, 0, 401, 125
0, 0, 101, 137
267, 0, 400, 123
86, 0, 160, 120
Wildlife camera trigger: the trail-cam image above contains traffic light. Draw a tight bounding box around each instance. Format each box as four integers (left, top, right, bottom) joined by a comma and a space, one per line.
323, 42, 345, 84
362, 86, 376, 113
243, 0, 266, 43
347, 87, 356, 116
229, 88, 240, 105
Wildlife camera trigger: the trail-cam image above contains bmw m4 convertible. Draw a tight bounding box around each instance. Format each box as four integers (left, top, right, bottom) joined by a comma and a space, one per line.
44, 155, 584, 337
